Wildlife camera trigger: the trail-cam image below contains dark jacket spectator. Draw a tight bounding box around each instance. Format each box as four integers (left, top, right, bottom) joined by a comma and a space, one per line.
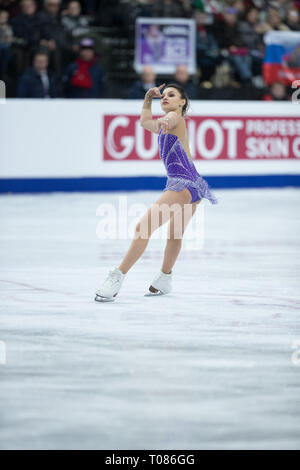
214, 10, 244, 50
196, 13, 219, 58
35, 0, 74, 78
174, 78, 198, 100
127, 79, 158, 99
10, 0, 41, 47
238, 8, 263, 51
61, 0, 90, 39
16, 66, 57, 96
173, 64, 199, 100
127, 65, 157, 99
195, 10, 220, 81
36, 2, 72, 49
16, 50, 57, 97
214, 7, 253, 82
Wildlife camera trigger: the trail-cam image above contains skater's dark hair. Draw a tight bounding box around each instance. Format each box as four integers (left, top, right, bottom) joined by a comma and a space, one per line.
163, 83, 190, 117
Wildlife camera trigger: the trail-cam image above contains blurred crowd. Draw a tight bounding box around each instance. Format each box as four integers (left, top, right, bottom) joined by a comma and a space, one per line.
0, 0, 299, 100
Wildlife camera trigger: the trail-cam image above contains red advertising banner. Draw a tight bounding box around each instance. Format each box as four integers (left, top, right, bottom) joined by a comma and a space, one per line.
103, 115, 300, 161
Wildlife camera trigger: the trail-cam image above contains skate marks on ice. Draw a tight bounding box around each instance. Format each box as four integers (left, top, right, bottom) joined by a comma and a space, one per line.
0, 189, 300, 449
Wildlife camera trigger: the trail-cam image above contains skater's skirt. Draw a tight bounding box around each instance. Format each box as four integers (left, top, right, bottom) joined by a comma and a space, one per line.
163, 174, 218, 205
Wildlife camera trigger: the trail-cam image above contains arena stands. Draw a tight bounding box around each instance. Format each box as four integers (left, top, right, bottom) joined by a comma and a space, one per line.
0, 0, 299, 99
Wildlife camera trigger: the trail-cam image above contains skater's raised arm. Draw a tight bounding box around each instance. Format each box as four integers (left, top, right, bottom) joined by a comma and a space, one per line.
140, 83, 165, 134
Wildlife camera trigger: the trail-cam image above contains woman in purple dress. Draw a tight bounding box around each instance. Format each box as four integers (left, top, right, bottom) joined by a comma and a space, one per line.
95, 83, 218, 302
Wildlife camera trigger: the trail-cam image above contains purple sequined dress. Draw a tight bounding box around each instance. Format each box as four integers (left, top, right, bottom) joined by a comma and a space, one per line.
158, 128, 218, 204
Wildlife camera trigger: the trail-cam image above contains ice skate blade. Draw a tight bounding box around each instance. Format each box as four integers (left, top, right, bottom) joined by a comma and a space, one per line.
94, 294, 116, 303
144, 290, 165, 297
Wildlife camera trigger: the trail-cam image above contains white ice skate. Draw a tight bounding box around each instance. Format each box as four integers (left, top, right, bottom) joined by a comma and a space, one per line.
144, 269, 173, 296
95, 267, 125, 302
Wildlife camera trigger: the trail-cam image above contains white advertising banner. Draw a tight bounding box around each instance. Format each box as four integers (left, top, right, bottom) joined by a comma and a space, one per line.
0, 99, 299, 179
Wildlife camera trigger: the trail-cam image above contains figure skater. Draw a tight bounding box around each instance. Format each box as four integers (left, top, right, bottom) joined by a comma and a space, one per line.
95, 82, 218, 302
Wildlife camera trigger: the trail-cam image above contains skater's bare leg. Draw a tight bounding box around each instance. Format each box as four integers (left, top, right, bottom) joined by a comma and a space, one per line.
118, 237, 150, 275
161, 239, 182, 275
118, 190, 192, 274
161, 199, 201, 274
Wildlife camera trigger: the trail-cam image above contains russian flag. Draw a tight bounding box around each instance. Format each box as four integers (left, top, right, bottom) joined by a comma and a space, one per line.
263, 31, 300, 85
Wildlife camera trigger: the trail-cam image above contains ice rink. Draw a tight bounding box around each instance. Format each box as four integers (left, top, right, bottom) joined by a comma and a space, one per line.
0, 188, 299, 450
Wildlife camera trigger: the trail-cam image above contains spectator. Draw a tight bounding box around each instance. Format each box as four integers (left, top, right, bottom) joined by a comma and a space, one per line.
16, 49, 57, 97
214, 7, 253, 83
284, 8, 300, 32
1, 0, 297, 99
265, 0, 291, 21
238, 8, 263, 52
173, 63, 198, 99
127, 65, 157, 98
10, 0, 41, 48
62, 37, 105, 98
233, 0, 247, 17
259, 8, 291, 33
263, 81, 288, 101
61, 1, 90, 41
238, 7, 265, 80
10, 0, 42, 76
0, 8, 13, 79
195, 10, 220, 82
36, 0, 73, 77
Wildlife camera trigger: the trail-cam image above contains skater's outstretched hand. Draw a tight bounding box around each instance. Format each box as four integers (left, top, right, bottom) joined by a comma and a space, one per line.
145, 83, 166, 100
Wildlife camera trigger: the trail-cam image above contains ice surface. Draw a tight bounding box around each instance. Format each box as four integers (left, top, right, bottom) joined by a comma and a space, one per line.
0, 188, 299, 450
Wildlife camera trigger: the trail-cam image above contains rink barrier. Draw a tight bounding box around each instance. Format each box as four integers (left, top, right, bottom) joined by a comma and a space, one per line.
0, 174, 299, 193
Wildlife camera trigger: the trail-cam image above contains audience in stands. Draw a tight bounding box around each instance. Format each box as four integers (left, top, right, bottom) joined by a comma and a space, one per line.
0, 0, 299, 100
284, 7, 300, 31
195, 9, 220, 82
237, 7, 265, 84
61, 0, 90, 41
173, 63, 198, 99
214, 7, 253, 84
16, 48, 57, 96
263, 81, 289, 101
127, 64, 158, 99
36, 0, 74, 77
9, 0, 41, 76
